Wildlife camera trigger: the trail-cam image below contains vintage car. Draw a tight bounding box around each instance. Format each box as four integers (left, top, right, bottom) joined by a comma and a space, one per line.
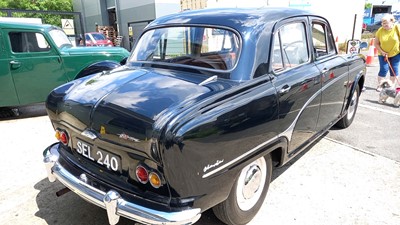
43, 7, 366, 225
85, 32, 114, 47
0, 22, 129, 108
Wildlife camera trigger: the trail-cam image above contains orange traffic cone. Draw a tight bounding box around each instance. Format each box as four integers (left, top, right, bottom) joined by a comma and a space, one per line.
366, 43, 375, 65
370, 38, 378, 56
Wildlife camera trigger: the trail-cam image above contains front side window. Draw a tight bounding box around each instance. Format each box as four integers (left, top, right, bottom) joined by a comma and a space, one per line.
312, 22, 336, 58
271, 22, 309, 72
130, 26, 240, 71
9, 32, 51, 53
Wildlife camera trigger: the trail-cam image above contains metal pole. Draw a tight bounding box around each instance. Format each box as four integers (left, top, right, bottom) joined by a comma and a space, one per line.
352, 14, 357, 40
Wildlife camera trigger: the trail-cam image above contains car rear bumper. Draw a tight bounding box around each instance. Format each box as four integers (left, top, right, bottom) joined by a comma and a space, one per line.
43, 143, 201, 225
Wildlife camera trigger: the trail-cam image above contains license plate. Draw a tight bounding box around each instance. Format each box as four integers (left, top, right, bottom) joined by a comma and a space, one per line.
76, 140, 121, 172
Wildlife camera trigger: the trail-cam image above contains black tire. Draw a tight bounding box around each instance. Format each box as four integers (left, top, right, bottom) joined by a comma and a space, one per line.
335, 85, 360, 128
213, 154, 272, 225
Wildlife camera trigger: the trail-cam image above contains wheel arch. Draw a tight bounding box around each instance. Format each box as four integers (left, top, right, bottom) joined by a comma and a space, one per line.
74, 60, 122, 79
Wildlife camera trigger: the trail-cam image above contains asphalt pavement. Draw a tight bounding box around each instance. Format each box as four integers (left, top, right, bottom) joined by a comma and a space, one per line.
0, 55, 399, 225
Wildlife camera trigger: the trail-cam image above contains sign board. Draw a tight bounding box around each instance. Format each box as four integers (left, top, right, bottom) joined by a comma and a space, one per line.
346, 40, 361, 54
128, 26, 133, 36
61, 19, 75, 35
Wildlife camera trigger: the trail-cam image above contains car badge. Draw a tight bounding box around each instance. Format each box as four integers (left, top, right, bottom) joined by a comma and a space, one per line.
100, 126, 106, 135
203, 159, 224, 173
81, 130, 97, 140
118, 133, 140, 142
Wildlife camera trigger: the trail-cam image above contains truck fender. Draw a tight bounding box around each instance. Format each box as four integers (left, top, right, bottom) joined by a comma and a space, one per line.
74, 60, 122, 79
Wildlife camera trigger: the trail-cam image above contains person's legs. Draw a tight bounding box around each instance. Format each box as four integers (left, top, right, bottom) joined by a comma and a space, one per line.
378, 55, 389, 90
388, 53, 400, 86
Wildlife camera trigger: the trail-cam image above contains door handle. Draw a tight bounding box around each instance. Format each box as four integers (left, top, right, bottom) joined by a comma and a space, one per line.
10, 60, 21, 69
279, 85, 291, 95
321, 68, 328, 74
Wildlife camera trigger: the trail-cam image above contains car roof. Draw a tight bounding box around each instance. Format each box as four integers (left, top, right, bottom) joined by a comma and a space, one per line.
0, 21, 54, 31
146, 7, 323, 80
147, 7, 318, 33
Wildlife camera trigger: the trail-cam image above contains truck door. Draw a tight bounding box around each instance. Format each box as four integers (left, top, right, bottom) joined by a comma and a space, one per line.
310, 18, 348, 131
270, 19, 322, 153
6, 30, 66, 105
0, 29, 19, 107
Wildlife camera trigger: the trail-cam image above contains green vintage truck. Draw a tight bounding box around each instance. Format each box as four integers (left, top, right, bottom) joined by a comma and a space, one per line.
0, 22, 129, 108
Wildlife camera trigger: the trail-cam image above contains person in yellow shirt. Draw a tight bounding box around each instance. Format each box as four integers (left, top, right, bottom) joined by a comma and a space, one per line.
374, 14, 400, 91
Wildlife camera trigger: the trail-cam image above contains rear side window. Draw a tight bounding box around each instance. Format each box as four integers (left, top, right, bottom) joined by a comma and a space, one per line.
271, 22, 309, 72
9, 32, 50, 53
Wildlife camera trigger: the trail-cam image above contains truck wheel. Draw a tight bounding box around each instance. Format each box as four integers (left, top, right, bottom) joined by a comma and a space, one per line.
335, 85, 360, 128
213, 154, 272, 225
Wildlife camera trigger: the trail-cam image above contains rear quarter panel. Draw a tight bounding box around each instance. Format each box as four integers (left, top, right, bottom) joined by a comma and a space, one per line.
160, 77, 280, 210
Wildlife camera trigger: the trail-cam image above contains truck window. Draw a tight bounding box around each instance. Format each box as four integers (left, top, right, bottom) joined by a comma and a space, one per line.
272, 22, 309, 72
9, 32, 50, 53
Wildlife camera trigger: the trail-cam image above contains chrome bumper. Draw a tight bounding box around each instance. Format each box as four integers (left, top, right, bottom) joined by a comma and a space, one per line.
43, 143, 201, 225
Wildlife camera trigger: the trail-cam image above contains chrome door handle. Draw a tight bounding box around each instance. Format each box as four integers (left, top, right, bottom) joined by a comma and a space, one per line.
10, 60, 21, 69
279, 85, 291, 95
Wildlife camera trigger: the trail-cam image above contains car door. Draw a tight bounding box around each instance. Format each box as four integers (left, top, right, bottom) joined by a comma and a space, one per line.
310, 18, 348, 131
0, 28, 19, 107
6, 30, 67, 105
270, 18, 322, 154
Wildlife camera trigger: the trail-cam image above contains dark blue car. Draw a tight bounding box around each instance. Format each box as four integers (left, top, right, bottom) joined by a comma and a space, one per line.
43, 7, 365, 225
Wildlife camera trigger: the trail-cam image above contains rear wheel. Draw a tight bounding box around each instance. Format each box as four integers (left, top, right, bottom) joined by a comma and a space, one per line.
335, 85, 360, 128
213, 154, 272, 225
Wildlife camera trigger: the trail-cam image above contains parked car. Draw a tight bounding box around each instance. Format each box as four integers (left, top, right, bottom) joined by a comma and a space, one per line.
364, 20, 381, 33
43, 7, 366, 225
85, 32, 114, 47
0, 22, 129, 108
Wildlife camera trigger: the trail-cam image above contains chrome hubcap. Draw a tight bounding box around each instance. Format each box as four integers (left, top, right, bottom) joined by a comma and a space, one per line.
243, 165, 262, 199
236, 157, 267, 211
347, 90, 358, 120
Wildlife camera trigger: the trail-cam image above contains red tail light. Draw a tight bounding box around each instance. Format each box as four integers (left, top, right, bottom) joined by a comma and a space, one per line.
136, 165, 148, 184
55, 130, 69, 145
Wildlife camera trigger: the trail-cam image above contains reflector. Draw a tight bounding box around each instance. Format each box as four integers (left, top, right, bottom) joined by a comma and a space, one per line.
149, 172, 161, 188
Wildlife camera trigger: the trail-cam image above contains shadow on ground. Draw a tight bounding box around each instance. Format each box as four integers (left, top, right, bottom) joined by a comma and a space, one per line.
0, 103, 47, 121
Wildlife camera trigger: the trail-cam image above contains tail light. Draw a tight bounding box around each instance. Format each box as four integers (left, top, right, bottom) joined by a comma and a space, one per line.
136, 165, 148, 184
149, 172, 161, 188
55, 130, 69, 145
135, 164, 163, 188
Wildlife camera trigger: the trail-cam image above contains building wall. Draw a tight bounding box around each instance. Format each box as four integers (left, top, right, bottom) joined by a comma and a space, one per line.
73, 0, 108, 33
73, 0, 180, 50
208, 0, 364, 44
181, 0, 207, 10
74, 0, 364, 51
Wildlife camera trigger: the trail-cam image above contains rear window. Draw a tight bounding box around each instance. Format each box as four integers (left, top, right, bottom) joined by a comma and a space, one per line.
130, 26, 240, 71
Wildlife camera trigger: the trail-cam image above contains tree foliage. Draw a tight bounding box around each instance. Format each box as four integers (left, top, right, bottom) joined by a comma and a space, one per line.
0, 0, 73, 27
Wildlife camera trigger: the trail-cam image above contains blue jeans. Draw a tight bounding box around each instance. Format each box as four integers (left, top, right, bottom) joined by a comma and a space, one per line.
378, 53, 400, 77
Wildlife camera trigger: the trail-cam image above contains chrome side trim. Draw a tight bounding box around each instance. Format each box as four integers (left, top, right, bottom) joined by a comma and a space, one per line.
81, 129, 97, 140
43, 144, 201, 225
279, 89, 322, 142
202, 136, 278, 178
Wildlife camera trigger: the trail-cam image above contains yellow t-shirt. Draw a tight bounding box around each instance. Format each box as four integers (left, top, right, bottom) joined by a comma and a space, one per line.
376, 24, 400, 57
